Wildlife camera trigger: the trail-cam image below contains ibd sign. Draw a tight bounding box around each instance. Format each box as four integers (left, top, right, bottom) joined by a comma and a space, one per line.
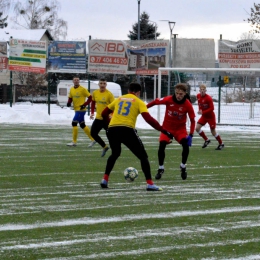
90, 40, 126, 55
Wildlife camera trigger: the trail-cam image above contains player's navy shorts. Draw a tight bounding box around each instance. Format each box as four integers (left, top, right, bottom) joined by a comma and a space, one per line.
73, 111, 86, 123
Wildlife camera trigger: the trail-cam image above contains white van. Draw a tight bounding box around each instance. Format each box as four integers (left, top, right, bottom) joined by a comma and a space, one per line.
57, 80, 122, 107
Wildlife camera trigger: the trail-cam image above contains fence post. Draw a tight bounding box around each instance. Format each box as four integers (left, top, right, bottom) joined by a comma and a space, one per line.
217, 76, 224, 123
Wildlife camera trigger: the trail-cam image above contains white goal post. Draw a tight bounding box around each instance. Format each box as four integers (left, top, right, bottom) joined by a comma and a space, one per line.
157, 67, 260, 123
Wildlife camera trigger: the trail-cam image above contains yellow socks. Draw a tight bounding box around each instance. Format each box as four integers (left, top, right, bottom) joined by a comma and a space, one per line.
72, 126, 78, 143
83, 126, 95, 141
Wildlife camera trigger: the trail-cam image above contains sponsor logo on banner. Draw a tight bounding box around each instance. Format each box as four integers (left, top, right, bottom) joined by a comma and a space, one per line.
88, 40, 169, 75
219, 39, 260, 69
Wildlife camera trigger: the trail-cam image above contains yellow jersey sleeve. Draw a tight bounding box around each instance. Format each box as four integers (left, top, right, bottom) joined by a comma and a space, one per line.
108, 94, 148, 128
69, 86, 91, 111
92, 90, 115, 120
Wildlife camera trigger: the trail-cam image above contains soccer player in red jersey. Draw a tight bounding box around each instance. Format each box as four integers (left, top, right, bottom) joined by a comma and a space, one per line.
147, 83, 196, 180
196, 84, 224, 150
100, 82, 173, 191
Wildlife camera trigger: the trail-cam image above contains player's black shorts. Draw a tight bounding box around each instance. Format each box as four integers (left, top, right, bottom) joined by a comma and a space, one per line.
107, 126, 148, 160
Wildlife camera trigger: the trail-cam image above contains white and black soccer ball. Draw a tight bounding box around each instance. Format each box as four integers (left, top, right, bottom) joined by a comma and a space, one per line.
124, 167, 138, 182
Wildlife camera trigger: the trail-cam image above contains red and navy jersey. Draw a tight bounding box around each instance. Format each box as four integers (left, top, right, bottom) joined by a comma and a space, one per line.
196, 93, 214, 118
147, 95, 195, 132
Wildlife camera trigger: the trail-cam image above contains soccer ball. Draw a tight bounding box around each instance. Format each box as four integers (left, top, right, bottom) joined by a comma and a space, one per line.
124, 167, 138, 182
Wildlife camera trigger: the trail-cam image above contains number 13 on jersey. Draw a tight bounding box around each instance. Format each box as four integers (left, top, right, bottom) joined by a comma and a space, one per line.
118, 101, 131, 116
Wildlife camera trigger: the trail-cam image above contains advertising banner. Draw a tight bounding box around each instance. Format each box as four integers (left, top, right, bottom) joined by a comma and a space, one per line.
218, 39, 260, 69
0, 41, 8, 71
88, 40, 169, 75
47, 41, 86, 73
8, 39, 46, 74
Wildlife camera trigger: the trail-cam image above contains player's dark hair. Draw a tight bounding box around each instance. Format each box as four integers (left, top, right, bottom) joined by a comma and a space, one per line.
99, 78, 107, 82
73, 76, 80, 80
128, 82, 141, 93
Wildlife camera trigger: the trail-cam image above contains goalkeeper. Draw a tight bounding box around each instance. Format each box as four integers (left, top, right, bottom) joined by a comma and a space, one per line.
147, 83, 195, 180
66, 76, 95, 147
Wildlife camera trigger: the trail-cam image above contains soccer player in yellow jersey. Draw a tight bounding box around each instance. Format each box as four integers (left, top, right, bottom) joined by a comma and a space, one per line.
66, 76, 95, 147
90, 79, 115, 157
100, 82, 173, 191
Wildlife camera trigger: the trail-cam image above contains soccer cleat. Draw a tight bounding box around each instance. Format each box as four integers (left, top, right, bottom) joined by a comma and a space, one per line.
88, 141, 97, 148
67, 142, 77, 146
202, 139, 211, 148
215, 143, 225, 150
180, 166, 187, 180
155, 169, 164, 180
100, 179, 108, 188
101, 147, 109, 157
146, 184, 163, 191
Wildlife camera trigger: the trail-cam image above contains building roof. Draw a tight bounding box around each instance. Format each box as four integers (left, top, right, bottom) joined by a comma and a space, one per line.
0, 29, 54, 42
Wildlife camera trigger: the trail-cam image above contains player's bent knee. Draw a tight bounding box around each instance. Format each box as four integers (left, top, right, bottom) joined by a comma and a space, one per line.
72, 121, 78, 127
79, 122, 86, 129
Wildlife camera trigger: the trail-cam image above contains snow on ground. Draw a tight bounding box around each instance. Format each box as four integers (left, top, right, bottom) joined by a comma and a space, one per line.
0, 102, 260, 133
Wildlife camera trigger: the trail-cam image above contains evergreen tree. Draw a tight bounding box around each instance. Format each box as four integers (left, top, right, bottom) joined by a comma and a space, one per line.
128, 12, 160, 40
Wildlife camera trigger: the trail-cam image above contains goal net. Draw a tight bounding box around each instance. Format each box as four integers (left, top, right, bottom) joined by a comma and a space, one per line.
155, 67, 260, 126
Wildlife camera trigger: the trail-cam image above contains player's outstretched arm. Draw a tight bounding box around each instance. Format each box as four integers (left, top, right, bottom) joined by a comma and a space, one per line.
146, 99, 159, 108
141, 112, 173, 139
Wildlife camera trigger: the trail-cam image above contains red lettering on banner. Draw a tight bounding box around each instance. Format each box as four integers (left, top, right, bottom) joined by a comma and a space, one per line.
105, 43, 125, 52
90, 55, 127, 65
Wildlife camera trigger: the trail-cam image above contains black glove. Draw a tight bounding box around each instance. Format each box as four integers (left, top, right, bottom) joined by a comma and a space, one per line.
186, 134, 193, 146
161, 129, 173, 139
67, 102, 71, 107
80, 104, 86, 110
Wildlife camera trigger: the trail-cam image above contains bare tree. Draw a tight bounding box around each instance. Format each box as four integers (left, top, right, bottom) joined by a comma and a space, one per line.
11, 0, 67, 40
0, 0, 11, 28
9, 0, 68, 100
240, 32, 259, 39
16, 72, 47, 97
0, 0, 11, 12
245, 3, 260, 34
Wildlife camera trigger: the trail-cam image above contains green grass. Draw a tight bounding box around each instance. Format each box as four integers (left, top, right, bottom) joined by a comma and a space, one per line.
0, 124, 260, 259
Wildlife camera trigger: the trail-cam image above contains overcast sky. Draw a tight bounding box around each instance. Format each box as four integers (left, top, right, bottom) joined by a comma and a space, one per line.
58, 0, 255, 42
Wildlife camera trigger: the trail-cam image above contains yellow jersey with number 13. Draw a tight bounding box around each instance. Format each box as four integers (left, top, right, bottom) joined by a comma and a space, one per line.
107, 93, 148, 128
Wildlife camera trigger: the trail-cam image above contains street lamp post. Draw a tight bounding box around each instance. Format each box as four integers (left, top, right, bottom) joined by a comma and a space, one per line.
137, 0, 141, 41
137, 0, 141, 83
160, 20, 175, 95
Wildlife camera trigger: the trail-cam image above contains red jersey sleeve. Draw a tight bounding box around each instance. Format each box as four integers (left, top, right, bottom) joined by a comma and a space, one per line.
91, 100, 96, 114
147, 97, 169, 108
83, 95, 92, 106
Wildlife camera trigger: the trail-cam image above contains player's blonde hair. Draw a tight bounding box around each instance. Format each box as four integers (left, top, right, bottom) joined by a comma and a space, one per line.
199, 84, 207, 90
